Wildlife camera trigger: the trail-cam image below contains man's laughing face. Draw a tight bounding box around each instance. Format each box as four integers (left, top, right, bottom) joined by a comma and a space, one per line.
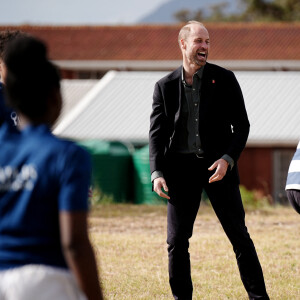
183, 24, 210, 68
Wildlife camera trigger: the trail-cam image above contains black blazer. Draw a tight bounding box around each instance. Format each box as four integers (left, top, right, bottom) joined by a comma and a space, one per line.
149, 62, 250, 183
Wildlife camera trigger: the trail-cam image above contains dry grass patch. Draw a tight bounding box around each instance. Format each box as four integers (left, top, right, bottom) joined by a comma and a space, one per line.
89, 204, 300, 300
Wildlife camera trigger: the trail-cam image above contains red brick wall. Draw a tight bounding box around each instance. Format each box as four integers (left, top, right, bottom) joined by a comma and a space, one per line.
238, 148, 273, 195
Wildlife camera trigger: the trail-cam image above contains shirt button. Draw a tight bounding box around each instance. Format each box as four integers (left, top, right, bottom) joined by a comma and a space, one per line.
195, 103, 197, 106
196, 134, 199, 136
195, 119, 198, 121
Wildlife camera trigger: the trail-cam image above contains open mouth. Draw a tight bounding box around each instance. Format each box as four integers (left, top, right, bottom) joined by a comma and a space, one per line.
198, 51, 206, 58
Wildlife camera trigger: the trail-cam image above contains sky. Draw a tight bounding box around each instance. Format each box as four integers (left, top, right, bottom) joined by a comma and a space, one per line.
0, 0, 169, 25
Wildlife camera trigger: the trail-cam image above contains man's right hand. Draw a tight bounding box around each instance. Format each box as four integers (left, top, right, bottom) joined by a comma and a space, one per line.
153, 177, 170, 199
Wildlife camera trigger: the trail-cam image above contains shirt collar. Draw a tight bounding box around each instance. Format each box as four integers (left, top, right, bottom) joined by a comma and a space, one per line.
195, 65, 205, 79
22, 124, 51, 136
181, 65, 205, 86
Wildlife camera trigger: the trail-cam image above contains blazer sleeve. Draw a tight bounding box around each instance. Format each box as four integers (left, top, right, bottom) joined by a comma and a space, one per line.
226, 71, 250, 162
149, 81, 169, 174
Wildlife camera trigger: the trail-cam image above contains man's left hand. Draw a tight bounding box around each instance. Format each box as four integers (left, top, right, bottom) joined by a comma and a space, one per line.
208, 159, 229, 183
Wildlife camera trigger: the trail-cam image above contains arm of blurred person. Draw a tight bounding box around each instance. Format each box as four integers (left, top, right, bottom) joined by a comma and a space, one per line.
60, 211, 104, 300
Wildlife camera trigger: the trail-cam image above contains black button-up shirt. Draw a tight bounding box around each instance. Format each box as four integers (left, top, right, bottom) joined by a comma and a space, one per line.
170, 67, 204, 155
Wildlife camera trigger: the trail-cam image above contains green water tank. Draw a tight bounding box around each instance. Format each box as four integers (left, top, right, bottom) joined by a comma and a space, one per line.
77, 140, 132, 203
132, 145, 166, 205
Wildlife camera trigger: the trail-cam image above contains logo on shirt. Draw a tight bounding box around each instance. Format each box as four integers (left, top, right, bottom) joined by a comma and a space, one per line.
0, 165, 38, 191
10, 111, 19, 126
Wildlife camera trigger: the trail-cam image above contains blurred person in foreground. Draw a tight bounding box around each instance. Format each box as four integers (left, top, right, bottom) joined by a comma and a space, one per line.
0, 36, 104, 300
0, 30, 21, 129
286, 140, 300, 214
149, 21, 269, 300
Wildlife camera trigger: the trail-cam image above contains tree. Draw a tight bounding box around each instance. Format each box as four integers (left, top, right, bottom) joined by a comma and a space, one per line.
208, 3, 229, 21
241, 0, 285, 21
282, 0, 300, 21
173, 0, 300, 23
174, 10, 193, 23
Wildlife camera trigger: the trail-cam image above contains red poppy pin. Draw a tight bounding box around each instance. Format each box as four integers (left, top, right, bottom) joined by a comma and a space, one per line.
212, 79, 215, 84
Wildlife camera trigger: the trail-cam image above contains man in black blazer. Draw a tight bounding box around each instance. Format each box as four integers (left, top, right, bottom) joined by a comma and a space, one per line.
149, 21, 269, 300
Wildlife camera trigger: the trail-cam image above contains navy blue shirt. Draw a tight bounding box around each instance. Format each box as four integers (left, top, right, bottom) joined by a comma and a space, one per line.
0, 123, 92, 270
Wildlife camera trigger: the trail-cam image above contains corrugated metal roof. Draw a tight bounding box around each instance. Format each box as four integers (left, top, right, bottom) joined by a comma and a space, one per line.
54, 70, 300, 146
53, 79, 98, 129
238, 72, 300, 146
54, 71, 166, 142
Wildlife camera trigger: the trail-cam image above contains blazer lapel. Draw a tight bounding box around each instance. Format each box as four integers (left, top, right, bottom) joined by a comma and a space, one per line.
199, 63, 217, 123
165, 66, 182, 124
201, 63, 215, 98
175, 74, 183, 124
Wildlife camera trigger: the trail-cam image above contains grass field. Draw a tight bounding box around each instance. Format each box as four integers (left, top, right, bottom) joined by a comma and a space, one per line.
89, 203, 300, 300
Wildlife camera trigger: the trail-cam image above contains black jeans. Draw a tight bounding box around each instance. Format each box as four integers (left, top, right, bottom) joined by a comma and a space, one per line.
165, 153, 269, 300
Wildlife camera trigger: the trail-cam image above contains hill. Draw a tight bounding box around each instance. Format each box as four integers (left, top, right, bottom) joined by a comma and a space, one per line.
138, 0, 244, 24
